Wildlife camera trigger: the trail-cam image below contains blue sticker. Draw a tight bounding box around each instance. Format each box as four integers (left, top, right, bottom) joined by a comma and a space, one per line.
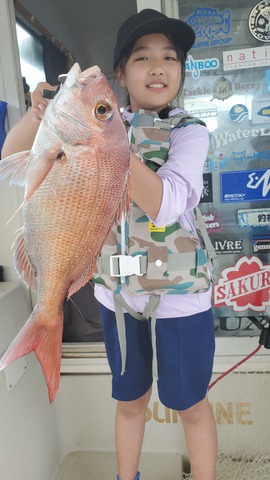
231, 149, 270, 165
232, 151, 247, 165
257, 105, 270, 118
221, 169, 270, 203
185, 55, 219, 78
186, 7, 232, 49
266, 69, 270, 93
229, 104, 248, 123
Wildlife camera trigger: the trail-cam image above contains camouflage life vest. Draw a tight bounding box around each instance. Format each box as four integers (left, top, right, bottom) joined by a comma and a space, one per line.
94, 110, 215, 296
93, 110, 216, 375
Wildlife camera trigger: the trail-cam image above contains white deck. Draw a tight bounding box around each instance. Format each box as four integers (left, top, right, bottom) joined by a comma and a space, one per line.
53, 451, 183, 480
1, 283, 270, 480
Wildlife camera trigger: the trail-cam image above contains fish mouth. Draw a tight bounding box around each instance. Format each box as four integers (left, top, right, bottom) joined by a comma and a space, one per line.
64, 63, 101, 88
80, 65, 101, 78
79, 65, 101, 85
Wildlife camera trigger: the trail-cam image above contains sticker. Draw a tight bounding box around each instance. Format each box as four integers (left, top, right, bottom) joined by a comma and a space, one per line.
252, 235, 270, 254
223, 45, 270, 71
204, 150, 227, 172
213, 256, 270, 311
212, 76, 233, 101
252, 98, 270, 123
233, 80, 261, 92
211, 237, 244, 255
184, 85, 212, 96
221, 169, 270, 203
215, 313, 270, 336
231, 149, 270, 165
186, 7, 232, 48
184, 101, 218, 118
249, 1, 270, 43
185, 55, 219, 78
148, 222, 165, 232
229, 104, 249, 123
200, 173, 213, 203
212, 126, 270, 149
202, 212, 224, 233
257, 106, 270, 118
266, 69, 270, 92
238, 208, 270, 227
232, 151, 247, 166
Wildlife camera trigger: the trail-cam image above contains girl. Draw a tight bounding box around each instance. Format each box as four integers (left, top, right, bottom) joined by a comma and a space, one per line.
2, 9, 217, 480
95, 9, 217, 480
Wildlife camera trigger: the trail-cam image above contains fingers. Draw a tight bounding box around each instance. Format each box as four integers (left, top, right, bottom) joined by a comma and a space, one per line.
29, 82, 57, 122
28, 105, 46, 123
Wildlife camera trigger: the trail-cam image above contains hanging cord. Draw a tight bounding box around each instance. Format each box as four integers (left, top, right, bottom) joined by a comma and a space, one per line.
209, 344, 262, 390
209, 325, 270, 390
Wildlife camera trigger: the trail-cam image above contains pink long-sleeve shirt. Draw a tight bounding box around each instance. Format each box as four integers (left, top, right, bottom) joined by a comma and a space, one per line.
95, 108, 212, 318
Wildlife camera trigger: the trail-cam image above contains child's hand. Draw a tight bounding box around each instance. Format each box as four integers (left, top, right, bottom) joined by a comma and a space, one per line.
29, 82, 57, 122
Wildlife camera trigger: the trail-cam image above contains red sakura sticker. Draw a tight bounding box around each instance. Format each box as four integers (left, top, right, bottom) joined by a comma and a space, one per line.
213, 256, 270, 311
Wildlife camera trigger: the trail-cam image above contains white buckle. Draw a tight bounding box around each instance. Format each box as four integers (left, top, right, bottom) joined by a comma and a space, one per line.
110, 255, 143, 277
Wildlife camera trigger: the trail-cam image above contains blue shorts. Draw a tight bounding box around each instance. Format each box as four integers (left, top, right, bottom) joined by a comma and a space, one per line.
101, 305, 215, 411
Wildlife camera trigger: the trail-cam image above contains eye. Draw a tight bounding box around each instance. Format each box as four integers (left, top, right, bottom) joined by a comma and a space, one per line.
165, 56, 177, 61
94, 102, 113, 121
136, 56, 148, 61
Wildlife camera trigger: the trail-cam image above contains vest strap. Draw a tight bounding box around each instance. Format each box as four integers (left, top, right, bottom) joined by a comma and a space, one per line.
195, 207, 216, 260
98, 248, 210, 277
113, 293, 161, 377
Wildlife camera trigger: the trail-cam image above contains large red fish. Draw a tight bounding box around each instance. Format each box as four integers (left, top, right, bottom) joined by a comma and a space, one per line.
0, 64, 130, 402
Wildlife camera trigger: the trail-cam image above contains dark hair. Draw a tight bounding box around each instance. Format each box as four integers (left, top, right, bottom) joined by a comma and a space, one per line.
116, 35, 186, 111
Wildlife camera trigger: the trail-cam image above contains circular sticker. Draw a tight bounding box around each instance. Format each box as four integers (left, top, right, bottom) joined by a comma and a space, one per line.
249, 1, 270, 42
229, 104, 249, 122
212, 77, 233, 101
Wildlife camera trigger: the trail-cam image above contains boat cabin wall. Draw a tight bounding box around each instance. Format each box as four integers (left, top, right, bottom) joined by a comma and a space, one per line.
0, 282, 60, 480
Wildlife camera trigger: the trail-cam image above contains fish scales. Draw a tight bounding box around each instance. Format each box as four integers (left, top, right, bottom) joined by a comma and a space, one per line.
0, 63, 130, 402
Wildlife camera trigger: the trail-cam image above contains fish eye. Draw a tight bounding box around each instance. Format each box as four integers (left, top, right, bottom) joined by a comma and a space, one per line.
95, 102, 113, 121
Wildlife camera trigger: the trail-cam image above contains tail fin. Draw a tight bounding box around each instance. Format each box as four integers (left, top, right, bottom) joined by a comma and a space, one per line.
0, 309, 63, 403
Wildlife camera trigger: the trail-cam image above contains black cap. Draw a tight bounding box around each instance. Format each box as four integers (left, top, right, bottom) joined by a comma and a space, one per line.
113, 9, 195, 69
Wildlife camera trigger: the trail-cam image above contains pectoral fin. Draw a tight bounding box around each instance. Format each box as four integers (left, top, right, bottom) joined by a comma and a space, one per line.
23, 147, 65, 204
0, 150, 30, 186
4, 147, 65, 222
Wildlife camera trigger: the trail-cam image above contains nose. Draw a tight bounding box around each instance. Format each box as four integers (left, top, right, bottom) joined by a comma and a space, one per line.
149, 61, 164, 76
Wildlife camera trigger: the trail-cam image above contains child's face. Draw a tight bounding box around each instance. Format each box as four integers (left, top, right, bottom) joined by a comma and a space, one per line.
117, 33, 182, 113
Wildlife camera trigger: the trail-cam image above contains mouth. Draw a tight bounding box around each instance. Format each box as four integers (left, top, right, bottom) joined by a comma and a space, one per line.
147, 83, 167, 89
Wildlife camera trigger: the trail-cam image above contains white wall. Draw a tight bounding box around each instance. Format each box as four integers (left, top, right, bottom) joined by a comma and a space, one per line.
136, 0, 162, 11
0, 0, 26, 282
0, 0, 25, 129
0, 283, 60, 480
0, 3, 60, 479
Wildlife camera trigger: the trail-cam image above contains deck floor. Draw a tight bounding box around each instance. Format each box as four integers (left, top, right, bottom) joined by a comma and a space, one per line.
52, 451, 183, 480
52, 450, 270, 480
